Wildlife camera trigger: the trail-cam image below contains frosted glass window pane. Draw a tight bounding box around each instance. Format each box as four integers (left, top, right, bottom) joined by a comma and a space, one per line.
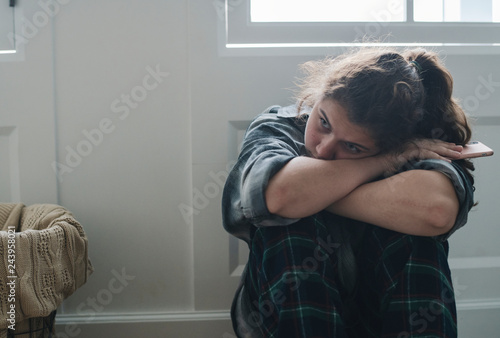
444, 0, 461, 21
495, 0, 500, 21
251, 0, 405, 22
413, 0, 443, 22
414, 0, 499, 22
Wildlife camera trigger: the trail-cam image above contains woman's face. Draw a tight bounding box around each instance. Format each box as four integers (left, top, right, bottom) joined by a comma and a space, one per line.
304, 98, 380, 160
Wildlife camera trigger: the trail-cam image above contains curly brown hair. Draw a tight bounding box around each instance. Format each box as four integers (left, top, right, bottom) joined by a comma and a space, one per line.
295, 47, 475, 183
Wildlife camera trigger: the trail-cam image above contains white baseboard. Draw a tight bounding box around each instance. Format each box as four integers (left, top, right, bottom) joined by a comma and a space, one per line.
54, 311, 234, 338
55, 298, 500, 325
53, 302, 500, 338
457, 298, 500, 311
56, 310, 231, 325
449, 256, 500, 270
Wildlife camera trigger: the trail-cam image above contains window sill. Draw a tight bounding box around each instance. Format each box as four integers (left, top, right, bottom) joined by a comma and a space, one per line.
218, 39, 500, 57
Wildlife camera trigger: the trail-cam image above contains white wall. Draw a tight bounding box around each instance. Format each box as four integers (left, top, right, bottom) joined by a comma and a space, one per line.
1, 1, 499, 337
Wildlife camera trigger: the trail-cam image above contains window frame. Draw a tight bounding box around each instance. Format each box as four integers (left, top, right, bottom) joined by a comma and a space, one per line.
0, 2, 25, 62
218, 0, 500, 56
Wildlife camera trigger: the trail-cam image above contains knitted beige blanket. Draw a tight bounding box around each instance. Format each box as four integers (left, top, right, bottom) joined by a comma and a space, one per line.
0, 203, 93, 336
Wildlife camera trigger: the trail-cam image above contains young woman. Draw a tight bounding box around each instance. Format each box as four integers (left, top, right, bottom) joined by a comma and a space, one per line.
222, 47, 475, 337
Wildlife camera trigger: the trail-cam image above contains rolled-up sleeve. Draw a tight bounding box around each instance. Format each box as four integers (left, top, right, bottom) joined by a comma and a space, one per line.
222, 107, 307, 242
240, 143, 298, 226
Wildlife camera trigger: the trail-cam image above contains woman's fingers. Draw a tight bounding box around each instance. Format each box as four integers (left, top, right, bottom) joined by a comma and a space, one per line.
416, 140, 463, 161
383, 139, 463, 173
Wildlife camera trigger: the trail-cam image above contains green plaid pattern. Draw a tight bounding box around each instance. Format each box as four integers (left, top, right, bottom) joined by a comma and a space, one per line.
242, 212, 457, 338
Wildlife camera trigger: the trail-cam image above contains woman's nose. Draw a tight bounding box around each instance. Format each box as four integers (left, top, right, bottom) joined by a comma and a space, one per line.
316, 139, 337, 160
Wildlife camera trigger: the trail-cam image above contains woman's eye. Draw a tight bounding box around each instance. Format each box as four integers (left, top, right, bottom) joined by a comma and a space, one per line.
345, 143, 361, 154
319, 118, 329, 128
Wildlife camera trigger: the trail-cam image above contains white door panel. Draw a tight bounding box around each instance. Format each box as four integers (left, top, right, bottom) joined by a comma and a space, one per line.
0, 2, 58, 205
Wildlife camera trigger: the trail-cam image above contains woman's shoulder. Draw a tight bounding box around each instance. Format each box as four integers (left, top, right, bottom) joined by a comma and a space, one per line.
258, 103, 311, 118
250, 104, 309, 127
276, 104, 311, 117
246, 104, 307, 139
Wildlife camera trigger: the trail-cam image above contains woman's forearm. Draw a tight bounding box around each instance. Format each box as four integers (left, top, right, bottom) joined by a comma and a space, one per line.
264, 139, 462, 222
265, 156, 388, 218
326, 170, 459, 236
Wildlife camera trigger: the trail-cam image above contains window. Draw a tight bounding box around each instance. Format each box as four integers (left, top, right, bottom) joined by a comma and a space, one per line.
220, 0, 500, 55
251, 0, 500, 23
251, 0, 406, 23
0, 1, 24, 62
0, 1, 15, 53
413, 0, 500, 22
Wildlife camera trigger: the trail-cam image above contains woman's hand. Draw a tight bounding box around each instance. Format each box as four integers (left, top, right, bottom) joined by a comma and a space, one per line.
379, 139, 463, 174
